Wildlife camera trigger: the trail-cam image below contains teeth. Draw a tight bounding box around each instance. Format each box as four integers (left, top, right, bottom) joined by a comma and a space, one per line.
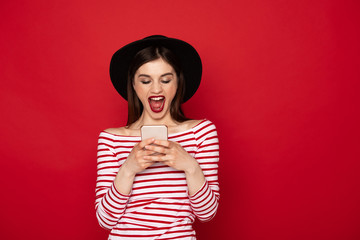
150, 96, 164, 101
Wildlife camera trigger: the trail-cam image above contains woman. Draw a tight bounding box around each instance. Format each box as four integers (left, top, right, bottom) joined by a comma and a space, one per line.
95, 35, 219, 239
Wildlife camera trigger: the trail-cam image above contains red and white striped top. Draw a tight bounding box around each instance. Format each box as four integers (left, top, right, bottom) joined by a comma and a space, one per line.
95, 119, 220, 239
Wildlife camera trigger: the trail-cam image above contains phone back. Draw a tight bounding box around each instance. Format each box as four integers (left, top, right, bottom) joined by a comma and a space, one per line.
141, 125, 168, 141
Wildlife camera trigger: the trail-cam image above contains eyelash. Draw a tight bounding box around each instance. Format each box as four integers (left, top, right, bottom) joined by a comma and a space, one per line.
140, 80, 172, 84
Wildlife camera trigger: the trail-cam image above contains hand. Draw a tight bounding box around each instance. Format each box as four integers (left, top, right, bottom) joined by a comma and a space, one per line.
143, 140, 199, 173
122, 138, 158, 175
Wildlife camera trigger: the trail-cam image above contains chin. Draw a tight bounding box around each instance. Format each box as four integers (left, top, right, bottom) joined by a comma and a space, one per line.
147, 108, 170, 120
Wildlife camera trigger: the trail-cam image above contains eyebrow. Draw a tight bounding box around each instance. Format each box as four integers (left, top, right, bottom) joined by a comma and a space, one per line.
137, 73, 174, 78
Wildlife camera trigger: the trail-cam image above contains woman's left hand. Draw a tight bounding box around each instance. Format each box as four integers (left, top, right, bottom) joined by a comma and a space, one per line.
143, 140, 198, 173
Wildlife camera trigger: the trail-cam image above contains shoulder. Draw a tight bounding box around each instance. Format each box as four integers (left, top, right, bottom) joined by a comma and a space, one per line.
192, 119, 218, 141
103, 127, 126, 135
184, 119, 204, 129
181, 119, 216, 129
177, 119, 208, 133
192, 119, 217, 131
102, 126, 139, 137
98, 126, 139, 146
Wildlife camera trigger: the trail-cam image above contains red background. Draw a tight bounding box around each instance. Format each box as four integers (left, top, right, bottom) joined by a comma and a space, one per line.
1, 0, 359, 239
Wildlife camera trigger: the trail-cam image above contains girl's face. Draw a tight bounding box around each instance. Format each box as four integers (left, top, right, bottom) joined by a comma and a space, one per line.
133, 58, 178, 121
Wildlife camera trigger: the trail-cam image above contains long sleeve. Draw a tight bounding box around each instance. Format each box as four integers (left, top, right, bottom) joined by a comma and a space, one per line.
95, 132, 131, 230
189, 120, 220, 222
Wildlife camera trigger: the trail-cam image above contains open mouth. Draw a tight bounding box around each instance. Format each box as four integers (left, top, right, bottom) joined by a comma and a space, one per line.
148, 96, 165, 113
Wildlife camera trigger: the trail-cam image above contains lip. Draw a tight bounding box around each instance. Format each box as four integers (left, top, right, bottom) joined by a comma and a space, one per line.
148, 95, 165, 113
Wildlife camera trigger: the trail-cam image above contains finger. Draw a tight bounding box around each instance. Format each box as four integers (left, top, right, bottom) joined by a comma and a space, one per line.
142, 150, 157, 156
143, 159, 157, 164
138, 138, 155, 148
153, 140, 171, 148
144, 145, 167, 154
140, 161, 156, 169
143, 155, 168, 162
161, 160, 170, 166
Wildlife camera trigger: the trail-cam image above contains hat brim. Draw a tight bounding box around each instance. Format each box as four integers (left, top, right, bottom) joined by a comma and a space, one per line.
109, 35, 202, 103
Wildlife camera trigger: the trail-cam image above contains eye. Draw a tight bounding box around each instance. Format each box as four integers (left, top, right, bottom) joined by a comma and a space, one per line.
161, 79, 172, 84
140, 80, 151, 84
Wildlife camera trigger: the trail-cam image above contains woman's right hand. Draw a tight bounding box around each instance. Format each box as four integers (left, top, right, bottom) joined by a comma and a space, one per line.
121, 138, 157, 176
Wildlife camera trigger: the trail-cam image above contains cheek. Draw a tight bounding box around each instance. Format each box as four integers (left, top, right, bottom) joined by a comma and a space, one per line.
168, 83, 178, 97
165, 88, 177, 101
171, 87, 177, 97
133, 85, 145, 99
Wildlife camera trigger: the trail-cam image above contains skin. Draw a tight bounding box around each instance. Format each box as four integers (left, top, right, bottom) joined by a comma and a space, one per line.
111, 58, 206, 196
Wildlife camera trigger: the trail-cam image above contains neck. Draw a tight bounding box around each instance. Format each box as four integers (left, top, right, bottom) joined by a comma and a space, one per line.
131, 112, 178, 129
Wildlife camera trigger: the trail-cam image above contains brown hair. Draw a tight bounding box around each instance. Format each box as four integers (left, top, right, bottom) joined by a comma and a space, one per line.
126, 46, 189, 126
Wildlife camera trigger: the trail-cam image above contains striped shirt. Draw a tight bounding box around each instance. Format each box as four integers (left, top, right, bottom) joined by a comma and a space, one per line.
95, 119, 220, 239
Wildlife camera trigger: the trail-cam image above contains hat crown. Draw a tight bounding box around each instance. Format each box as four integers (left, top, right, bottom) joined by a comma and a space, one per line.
143, 35, 167, 40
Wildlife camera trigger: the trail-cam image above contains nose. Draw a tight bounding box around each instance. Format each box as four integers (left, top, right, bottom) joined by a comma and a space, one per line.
151, 81, 163, 94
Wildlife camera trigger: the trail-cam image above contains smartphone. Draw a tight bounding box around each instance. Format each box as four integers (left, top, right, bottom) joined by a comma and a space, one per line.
141, 125, 168, 156
141, 125, 168, 141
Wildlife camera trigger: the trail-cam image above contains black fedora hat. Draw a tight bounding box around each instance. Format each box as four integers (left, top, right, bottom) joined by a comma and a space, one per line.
109, 35, 202, 103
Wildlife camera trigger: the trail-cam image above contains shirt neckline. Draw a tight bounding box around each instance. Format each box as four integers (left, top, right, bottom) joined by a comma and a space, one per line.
102, 119, 207, 138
